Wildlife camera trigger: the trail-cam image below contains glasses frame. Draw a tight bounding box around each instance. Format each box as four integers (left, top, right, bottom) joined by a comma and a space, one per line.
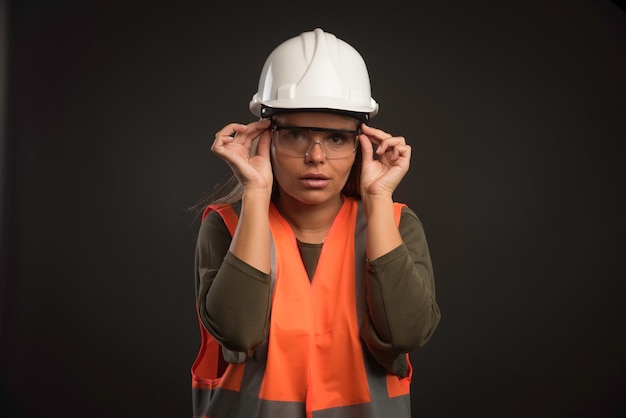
270, 123, 361, 159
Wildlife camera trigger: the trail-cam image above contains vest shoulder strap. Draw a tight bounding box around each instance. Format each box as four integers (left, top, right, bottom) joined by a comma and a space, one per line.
393, 201, 406, 225
202, 202, 240, 235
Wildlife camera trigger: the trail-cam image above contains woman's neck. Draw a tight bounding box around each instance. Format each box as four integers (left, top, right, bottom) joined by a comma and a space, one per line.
274, 195, 344, 244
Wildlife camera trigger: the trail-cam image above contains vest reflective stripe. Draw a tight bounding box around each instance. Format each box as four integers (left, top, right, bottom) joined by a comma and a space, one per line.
192, 387, 409, 418
192, 199, 410, 418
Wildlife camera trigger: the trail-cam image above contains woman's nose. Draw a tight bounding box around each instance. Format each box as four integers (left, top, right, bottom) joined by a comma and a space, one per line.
304, 140, 326, 162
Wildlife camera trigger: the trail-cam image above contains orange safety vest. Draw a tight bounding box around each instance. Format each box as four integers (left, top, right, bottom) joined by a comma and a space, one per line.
192, 197, 411, 418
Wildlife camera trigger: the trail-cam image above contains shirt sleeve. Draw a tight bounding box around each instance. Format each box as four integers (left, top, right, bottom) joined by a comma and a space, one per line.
194, 210, 272, 354
360, 206, 441, 376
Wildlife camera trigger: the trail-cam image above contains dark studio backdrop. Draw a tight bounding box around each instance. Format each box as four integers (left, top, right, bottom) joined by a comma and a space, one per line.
1, 0, 625, 417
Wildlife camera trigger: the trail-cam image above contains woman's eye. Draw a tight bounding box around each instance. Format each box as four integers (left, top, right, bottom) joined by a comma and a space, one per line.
329, 134, 348, 144
285, 129, 305, 139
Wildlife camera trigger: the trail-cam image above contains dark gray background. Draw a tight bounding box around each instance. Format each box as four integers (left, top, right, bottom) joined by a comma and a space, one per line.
1, 0, 625, 417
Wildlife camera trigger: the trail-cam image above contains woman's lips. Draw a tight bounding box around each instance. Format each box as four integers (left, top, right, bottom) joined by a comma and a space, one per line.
300, 175, 330, 188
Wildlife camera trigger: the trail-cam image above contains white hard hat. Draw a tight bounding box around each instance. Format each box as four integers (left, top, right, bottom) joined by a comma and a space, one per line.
249, 28, 379, 121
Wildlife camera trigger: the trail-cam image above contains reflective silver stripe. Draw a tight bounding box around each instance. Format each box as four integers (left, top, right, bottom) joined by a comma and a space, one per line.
192, 387, 211, 417
354, 201, 367, 321
194, 386, 409, 418
193, 387, 305, 418
314, 394, 410, 418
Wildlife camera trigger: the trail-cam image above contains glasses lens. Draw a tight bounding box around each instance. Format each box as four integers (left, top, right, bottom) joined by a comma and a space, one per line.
272, 126, 357, 159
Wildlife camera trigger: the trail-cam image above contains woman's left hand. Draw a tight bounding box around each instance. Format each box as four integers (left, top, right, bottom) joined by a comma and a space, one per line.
358, 124, 411, 198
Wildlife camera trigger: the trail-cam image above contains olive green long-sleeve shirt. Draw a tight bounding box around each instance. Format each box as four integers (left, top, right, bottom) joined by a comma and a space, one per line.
194, 203, 441, 376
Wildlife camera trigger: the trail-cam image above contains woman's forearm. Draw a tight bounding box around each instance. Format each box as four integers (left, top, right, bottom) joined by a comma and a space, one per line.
228, 189, 272, 274
362, 194, 403, 260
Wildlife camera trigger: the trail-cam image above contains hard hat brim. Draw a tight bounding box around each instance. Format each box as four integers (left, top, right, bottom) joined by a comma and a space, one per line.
259, 105, 371, 123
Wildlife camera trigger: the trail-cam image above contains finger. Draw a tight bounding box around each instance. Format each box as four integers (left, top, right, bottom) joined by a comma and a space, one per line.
361, 123, 394, 142
234, 119, 272, 145
214, 119, 269, 140
245, 119, 271, 136
376, 136, 407, 157
255, 129, 272, 159
358, 133, 374, 162
215, 123, 247, 139
361, 124, 406, 152
392, 144, 411, 161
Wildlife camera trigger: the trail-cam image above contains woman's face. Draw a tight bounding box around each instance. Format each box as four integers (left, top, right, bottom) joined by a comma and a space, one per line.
270, 112, 359, 207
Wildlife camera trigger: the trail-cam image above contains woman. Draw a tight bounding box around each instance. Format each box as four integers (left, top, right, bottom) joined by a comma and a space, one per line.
192, 28, 440, 418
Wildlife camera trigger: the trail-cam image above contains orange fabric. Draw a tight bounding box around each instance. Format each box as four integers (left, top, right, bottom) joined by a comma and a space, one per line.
191, 314, 223, 389
393, 201, 405, 224
259, 199, 371, 411
202, 204, 238, 234
217, 363, 246, 391
386, 353, 412, 397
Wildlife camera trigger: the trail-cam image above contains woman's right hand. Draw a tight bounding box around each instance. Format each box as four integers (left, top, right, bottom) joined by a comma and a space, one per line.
211, 119, 273, 194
